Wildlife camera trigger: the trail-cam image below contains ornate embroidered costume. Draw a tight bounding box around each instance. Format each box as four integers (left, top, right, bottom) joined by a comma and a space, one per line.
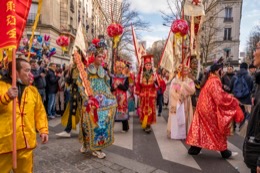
111, 74, 129, 121
135, 55, 158, 133
79, 63, 117, 151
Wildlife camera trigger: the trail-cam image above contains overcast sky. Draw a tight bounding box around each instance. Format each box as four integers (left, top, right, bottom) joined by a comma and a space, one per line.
129, 0, 260, 52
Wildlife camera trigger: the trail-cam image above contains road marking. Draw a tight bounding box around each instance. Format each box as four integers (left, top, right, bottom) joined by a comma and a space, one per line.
105, 151, 161, 173
113, 116, 133, 150
227, 141, 250, 173
152, 116, 201, 170
48, 117, 62, 127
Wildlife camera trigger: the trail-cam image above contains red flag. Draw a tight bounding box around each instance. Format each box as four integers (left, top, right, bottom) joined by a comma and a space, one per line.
0, 0, 32, 49
16, 0, 32, 47
131, 24, 144, 65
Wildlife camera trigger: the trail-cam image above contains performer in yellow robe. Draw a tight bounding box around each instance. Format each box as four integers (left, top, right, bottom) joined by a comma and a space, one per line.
0, 58, 48, 173
186, 58, 244, 159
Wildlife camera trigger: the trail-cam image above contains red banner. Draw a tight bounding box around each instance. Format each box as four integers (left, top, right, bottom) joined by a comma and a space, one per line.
0, 0, 32, 49
16, 0, 32, 47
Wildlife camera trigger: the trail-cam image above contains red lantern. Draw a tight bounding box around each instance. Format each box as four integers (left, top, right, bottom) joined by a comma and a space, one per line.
56, 36, 69, 47
56, 36, 70, 51
171, 19, 189, 36
107, 23, 123, 38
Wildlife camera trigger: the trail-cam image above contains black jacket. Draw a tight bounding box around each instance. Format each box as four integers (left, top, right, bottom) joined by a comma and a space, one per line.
31, 67, 46, 90
230, 68, 254, 105
246, 72, 260, 167
46, 68, 59, 94
221, 72, 235, 93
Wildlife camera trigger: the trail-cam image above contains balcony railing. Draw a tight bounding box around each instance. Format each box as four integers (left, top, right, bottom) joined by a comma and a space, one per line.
224, 17, 233, 22
27, 13, 41, 24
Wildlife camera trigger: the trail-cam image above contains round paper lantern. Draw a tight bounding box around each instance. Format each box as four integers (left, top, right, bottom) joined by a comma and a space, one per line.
171, 19, 189, 37
107, 23, 123, 38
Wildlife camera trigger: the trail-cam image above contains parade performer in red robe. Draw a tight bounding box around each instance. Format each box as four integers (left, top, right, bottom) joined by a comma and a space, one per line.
135, 55, 159, 133
186, 58, 244, 159
111, 61, 129, 132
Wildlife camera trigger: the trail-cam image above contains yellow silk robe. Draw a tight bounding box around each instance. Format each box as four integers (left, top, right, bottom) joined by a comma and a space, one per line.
0, 81, 48, 154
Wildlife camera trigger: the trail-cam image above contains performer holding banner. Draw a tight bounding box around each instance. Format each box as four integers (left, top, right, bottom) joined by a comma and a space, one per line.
0, 58, 48, 172
111, 61, 129, 132
135, 55, 158, 133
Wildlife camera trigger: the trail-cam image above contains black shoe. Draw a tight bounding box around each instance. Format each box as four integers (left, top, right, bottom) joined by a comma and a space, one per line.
188, 146, 202, 155
158, 113, 161, 117
220, 149, 233, 159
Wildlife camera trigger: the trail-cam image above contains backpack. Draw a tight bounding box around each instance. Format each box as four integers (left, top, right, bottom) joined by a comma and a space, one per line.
232, 75, 249, 98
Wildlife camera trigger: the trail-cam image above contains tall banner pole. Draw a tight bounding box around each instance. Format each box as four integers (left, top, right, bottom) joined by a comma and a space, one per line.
12, 48, 17, 168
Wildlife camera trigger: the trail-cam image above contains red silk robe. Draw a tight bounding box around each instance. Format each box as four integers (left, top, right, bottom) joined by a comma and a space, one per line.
186, 74, 244, 151
136, 73, 157, 127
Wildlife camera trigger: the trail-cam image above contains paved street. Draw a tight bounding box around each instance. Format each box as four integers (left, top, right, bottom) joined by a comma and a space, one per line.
34, 109, 250, 173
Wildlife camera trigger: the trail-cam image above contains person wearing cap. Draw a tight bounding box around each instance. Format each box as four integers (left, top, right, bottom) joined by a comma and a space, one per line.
167, 64, 195, 139
186, 57, 244, 159
111, 61, 129, 132
135, 55, 158, 133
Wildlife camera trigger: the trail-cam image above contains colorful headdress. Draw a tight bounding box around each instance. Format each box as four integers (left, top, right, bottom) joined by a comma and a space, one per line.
115, 60, 126, 68
87, 38, 107, 55
142, 54, 153, 65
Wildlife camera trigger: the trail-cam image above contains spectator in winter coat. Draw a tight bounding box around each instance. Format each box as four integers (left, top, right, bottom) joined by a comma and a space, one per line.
46, 63, 60, 119
55, 68, 65, 116
230, 62, 254, 113
30, 59, 46, 102
221, 65, 235, 93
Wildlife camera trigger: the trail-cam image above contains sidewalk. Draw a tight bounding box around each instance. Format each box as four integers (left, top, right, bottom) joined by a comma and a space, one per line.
34, 129, 167, 173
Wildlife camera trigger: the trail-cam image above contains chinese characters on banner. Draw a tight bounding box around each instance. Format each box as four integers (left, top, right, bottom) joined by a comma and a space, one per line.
0, 0, 17, 49
0, 0, 32, 50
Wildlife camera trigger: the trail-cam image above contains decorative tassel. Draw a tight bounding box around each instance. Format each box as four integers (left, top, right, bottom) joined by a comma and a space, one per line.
142, 115, 148, 129
113, 35, 121, 48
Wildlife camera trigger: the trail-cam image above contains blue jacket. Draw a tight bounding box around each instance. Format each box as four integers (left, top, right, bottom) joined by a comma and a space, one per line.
230, 68, 254, 105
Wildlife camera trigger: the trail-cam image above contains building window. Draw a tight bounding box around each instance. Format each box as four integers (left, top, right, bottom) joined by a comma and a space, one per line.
27, 3, 41, 24
70, 17, 73, 25
224, 28, 232, 41
224, 7, 233, 22
70, 0, 74, 13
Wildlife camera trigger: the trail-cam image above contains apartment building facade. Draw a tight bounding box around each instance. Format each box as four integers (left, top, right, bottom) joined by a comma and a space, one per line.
202, 0, 243, 66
